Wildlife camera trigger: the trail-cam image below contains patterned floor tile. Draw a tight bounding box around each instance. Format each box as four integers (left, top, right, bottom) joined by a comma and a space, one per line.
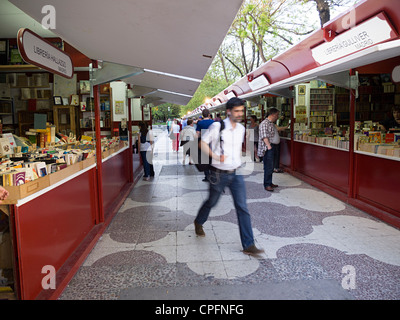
59, 131, 400, 300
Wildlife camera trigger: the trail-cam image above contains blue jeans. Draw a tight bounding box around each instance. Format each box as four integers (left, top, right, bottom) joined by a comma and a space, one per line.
263, 145, 275, 188
195, 170, 255, 250
140, 151, 150, 177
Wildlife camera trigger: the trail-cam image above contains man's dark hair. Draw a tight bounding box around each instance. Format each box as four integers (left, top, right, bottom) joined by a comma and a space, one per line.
266, 107, 279, 117
226, 97, 246, 110
202, 108, 210, 118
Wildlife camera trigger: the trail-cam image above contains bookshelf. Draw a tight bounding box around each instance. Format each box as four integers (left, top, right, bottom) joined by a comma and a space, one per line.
356, 74, 397, 122
309, 88, 335, 130
53, 105, 79, 137
79, 83, 113, 136
18, 110, 54, 137
0, 98, 15, 134
335, 87, 350, 126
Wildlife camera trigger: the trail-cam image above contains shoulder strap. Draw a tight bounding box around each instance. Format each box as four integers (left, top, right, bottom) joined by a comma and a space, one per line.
219, 120, 225, 154
219, 120, 225, 132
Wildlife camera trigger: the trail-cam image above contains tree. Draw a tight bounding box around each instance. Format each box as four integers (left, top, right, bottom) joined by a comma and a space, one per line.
182, 62, 234, 116
186, 0, 360, 113
152, 104, 181, 122
302, 0, 360, 27
225, 0, 317, 74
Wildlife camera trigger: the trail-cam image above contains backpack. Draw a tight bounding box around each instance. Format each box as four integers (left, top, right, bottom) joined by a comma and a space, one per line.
140, 133, 147, 144
195, 120, 225, 172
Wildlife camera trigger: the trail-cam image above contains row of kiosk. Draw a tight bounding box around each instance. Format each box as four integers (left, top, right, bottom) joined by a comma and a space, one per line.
189, 0, 400, 231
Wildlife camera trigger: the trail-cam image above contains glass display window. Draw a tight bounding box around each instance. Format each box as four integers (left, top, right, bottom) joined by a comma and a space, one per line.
354, 71, 400, 159
293, 80, 350, 150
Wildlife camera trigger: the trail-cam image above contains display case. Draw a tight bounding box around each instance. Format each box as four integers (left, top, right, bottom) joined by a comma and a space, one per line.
354, 73, 400, 159
309, 88, 335, 130
79, 83, 113, 138
293, 82, 350, 151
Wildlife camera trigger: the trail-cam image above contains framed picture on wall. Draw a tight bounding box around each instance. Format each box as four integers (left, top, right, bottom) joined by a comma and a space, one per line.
80, 80, 90, 94
298, 85, 306, 95
53, 96, 63, 105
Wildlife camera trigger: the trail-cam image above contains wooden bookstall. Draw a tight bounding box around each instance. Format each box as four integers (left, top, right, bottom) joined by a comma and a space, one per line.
0, 58, 136, 299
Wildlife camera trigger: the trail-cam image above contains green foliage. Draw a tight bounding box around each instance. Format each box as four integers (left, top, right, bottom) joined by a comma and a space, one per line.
152, 104, 181, 122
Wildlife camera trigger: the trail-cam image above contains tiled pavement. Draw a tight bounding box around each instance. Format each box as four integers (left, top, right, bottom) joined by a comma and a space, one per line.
59, 129, 400, 300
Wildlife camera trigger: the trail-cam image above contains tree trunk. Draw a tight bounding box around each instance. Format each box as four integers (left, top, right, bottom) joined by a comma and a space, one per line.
314, 0, 330, 27
218, 50, 229, 85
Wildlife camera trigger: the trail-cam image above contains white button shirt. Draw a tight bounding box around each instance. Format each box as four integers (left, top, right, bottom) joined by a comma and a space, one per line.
201, 118, 245, 171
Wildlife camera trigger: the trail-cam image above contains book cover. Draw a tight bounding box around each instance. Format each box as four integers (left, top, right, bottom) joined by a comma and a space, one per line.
13, 171, 25, 186
35, 162, 47, 177
368, 131, 381, 143
385, 133, 395, 143
0, 138, 13, 156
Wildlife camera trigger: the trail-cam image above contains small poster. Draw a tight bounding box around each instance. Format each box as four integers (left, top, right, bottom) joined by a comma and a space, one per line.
115, 100, 124, 114
295, 105, 307, 123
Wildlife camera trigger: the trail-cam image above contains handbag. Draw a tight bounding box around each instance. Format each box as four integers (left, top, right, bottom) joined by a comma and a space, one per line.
169, 131, 175, 140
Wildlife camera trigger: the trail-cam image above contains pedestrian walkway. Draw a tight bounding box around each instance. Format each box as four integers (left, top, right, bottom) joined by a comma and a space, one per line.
59, 129, 400, 300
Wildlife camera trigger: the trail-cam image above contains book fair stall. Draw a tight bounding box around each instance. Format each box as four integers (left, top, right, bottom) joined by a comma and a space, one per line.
1, 0, 243, 300
0, 33, 138, 300
189, 0, 400, 230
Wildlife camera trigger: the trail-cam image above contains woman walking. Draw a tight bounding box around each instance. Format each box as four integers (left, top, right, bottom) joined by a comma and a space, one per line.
170, 119, 181, 152
138, 121, 154, 181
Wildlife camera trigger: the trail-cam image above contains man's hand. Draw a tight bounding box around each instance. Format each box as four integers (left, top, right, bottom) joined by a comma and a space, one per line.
0, 186, 9, 203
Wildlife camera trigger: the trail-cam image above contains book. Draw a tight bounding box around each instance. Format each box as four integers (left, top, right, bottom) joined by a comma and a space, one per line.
0, 138, 13, 156
46, 163, 57, 174
13, 171, 25, 186
35, 162, 47, 177
385, 133, 394, 143
368, 131, 382, 143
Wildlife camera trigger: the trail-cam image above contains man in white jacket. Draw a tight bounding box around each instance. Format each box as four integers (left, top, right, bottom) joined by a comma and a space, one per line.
194, 98, 264, 257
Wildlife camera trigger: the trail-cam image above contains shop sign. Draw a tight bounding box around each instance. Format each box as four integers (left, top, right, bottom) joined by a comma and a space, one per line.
17, 28, 74, 79
311, 12, 397, 66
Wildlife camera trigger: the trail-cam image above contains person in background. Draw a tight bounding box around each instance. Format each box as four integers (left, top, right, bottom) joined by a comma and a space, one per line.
194, 97, 264, 257
179, 119, 196, 165
379, 105, 400, 131
170, 119, 181, 152
196, 109, 214, 182
138, 121, 154, 181
247, 115, 260, 162
166, 118, 172, 133
181, 117, 187, 129
258, 108, 280, 192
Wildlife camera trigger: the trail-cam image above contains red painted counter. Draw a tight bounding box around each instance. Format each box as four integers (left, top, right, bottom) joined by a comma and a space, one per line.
279, 138, 291, 168
4, 146, 136, 300
12, 165, 97, 300
354, 152, 400, 218
279, 139, 400, 228
293, 141, 349, 194
101, 147, 131, 218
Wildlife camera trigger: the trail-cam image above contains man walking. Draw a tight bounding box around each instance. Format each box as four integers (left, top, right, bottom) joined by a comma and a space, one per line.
258, 108, 280, 192
194, 97, 264, 256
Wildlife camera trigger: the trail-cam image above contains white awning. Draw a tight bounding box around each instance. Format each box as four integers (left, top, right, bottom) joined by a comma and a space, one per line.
4, 0, 244, 105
